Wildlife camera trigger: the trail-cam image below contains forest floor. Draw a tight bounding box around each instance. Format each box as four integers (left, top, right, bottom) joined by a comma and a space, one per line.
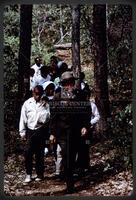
4, 139, 133, 197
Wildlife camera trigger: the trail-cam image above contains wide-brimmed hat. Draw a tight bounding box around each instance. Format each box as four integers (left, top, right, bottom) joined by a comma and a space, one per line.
60, 71, 77, 83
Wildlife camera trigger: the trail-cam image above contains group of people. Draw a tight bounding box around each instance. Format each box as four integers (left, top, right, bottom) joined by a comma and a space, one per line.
29, 56, 69, 92
19, 56, 100, 194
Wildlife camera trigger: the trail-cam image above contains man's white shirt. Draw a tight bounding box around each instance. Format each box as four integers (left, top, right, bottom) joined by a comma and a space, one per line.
19, 97, 50, 134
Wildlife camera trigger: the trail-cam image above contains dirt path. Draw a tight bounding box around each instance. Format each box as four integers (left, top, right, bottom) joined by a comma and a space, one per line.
4, 140, 133, 196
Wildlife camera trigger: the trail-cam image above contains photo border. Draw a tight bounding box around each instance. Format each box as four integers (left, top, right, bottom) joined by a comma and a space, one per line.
0, 0, 135, 200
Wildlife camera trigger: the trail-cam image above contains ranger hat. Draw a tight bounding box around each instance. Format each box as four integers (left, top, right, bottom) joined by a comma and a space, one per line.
60, 71, 77, 83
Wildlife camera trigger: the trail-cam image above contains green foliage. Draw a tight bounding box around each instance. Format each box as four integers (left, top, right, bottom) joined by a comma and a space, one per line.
4, 4, 132, 161
31, 4, 72, 64
4, 6, 20, 151
108, 5, 132, 102
80, 5, 93, 65
107, 6, 132, 167
4, 5, 20, 96
109, 103, 132, 167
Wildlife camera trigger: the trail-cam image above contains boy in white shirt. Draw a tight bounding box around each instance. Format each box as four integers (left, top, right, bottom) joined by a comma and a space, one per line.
19, 85, 50, 183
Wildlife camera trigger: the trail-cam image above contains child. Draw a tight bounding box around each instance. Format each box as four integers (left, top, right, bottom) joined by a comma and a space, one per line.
19, 85, 50, 183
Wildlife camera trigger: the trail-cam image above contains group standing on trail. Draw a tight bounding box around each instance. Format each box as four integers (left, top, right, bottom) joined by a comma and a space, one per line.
19, 56, 100, 194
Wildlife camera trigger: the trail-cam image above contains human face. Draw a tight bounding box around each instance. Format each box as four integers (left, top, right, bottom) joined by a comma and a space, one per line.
62, 79, 75, 90
36, 58, 42, 67
33, 88, 42, 102
45, 84, 55, 96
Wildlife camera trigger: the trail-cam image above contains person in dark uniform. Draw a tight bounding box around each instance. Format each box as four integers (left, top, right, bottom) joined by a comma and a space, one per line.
49, 71, 91, 193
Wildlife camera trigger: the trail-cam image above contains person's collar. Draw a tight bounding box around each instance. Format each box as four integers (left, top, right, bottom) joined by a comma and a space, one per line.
31, 97, 41, 103
48, 96, 54, 100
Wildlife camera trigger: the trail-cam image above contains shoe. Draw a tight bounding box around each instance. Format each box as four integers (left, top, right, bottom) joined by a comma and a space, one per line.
44, 147, 49, 156
35, 175, 44, 181
53, 173, 62, 180
66, 187, 74, 194
53, 171, 65, 180
54, 173, 60, 178
55, 172, 60, 176
84, 168, 89, 173
31, 174, 37, 179
23, 175, 31, 183
66, 180, 74, 194
73, 173, 78, 177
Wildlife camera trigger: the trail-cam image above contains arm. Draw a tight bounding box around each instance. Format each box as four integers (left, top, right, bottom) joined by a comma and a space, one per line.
90, 102, 100, 125
81, 101, 92, 136
19, 102, 27, 137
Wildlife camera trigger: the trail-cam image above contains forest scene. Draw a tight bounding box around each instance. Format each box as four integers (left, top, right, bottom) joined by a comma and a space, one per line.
4, 4, 133, 196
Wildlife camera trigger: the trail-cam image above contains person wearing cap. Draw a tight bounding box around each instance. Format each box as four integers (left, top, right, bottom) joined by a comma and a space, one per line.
49, 71, 91, 193
53, 86, 100, 177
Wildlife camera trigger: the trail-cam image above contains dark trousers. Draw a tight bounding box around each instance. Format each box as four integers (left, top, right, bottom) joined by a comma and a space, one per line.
76, 129, 93, 169
58, 128, 80, 190
77, 136, 90, 169
24, 126, 48, 176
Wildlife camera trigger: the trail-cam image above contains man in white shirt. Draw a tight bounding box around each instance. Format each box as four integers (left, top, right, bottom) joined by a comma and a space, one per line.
31, 57, 43, 77
19, 85, 50, 183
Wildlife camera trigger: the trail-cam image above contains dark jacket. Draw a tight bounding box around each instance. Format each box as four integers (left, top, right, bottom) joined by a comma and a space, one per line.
50, 87, 92, 139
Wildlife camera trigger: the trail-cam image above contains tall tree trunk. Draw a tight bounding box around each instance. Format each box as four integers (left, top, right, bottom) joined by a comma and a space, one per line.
92, 5, 110, 134
71, 5, 81, 89
18, 5, 32, 105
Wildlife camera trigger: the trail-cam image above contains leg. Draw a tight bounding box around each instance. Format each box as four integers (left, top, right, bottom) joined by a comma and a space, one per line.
59, 132, 77, 193
35, 146, 45, 177
24, 131, 34, 175
55, 144, 62, 175
77, 136, 90, 170
24, 146, 33, 175
34, 127, 46, 178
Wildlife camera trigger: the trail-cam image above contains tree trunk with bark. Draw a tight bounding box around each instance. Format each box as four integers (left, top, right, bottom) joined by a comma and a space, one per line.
71, 5, 81, 89
92, 5, 110, 134
18, 5, 32, 105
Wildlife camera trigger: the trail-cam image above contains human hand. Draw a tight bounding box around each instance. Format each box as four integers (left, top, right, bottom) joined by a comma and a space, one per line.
49, 134, 56, 144
19, 132, 26, 138
81, 127, 87, 136
90, 125, 94, 129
